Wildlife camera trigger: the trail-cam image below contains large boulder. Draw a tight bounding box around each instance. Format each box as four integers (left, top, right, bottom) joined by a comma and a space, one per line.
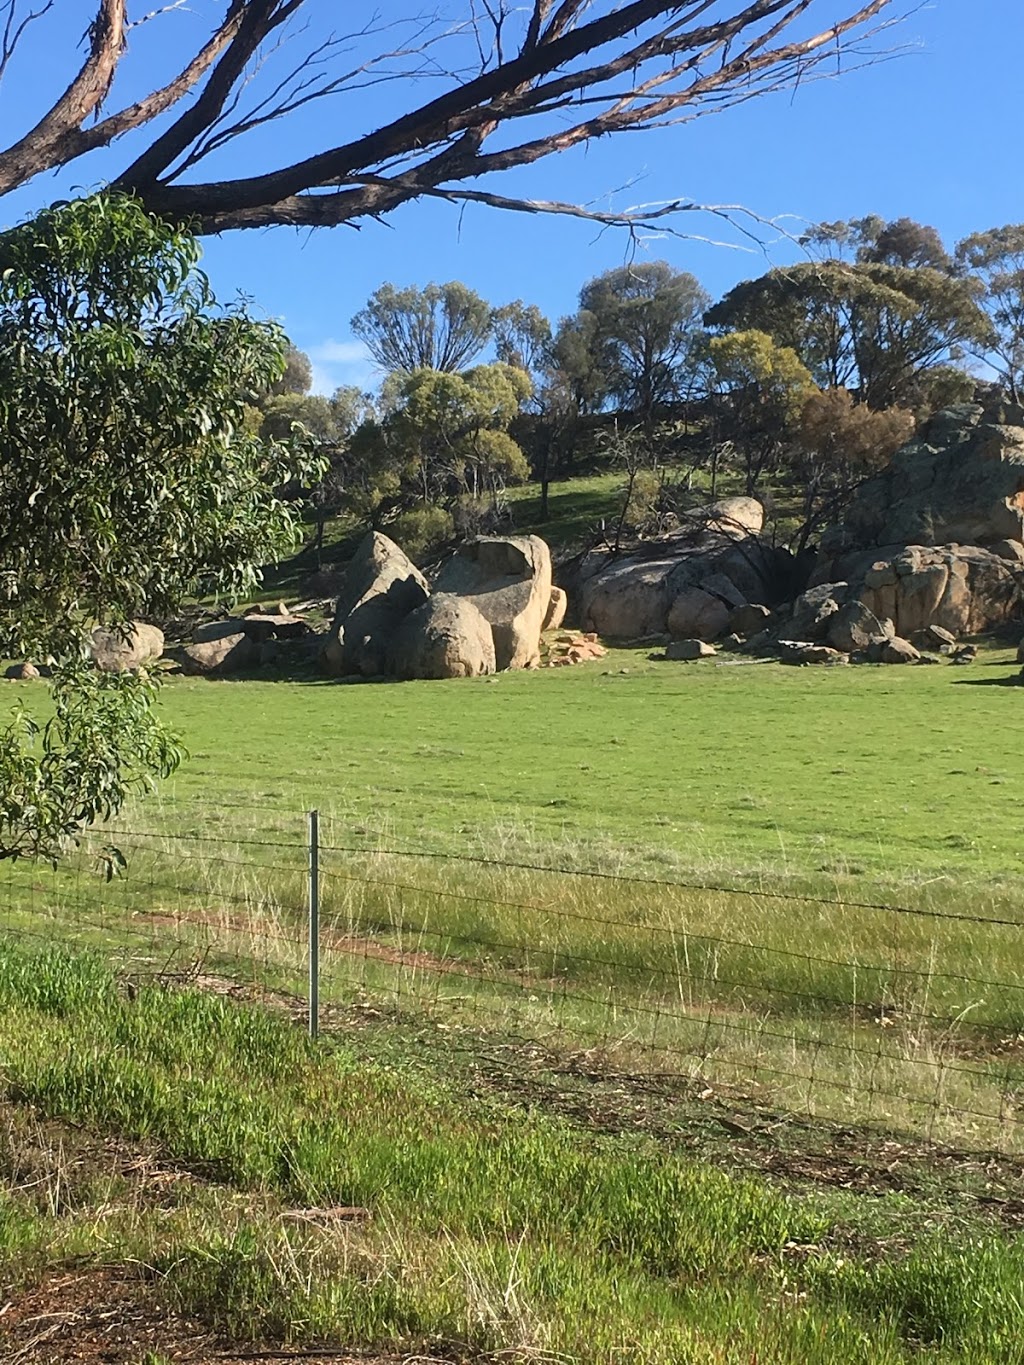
89, 622, 164, 672
828, 404, 1024, 552
388, 594, 496, 680
578, 553, 676, 638
323, 532, 429, 677
705, 496, 765, 538
578, 508, 795, 641
182, 631, 256, 676
826, 599, 894, 653
814, 544, 1024, 638
667, 587, 731, 641
432, 535, 552, 670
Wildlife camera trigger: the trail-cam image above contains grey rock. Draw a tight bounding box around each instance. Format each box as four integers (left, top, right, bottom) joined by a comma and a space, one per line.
699, 572, 747, 609
729, 603, 773, 636
787, 583, 849, 642
667, 586, 730, 642
876, 637, 920, 664
665, 639, 717, 660
826, 599, 893, 653
827, 406, 1024, 551
779, 640, 848, 666
323, 532, 429, 677
89, 622, 164, 672
388, 594, 496, 680
182, 631, 256, 676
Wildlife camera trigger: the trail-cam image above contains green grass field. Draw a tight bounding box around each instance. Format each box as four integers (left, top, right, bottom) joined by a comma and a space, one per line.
2, 943, 1024, 1364
4, 649, 1024, 1360
147, 640, 1023, 888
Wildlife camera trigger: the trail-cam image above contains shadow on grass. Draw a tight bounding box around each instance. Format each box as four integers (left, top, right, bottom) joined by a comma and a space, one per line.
950, 674, 1023, 688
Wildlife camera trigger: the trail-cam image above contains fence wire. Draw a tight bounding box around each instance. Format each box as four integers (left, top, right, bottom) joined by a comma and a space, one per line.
2, 800, 1022, 1153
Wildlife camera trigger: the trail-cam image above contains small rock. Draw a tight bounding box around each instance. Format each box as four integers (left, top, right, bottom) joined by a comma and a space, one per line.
950, 643, 978, 665
183, 631, 256, 676
779, 640, 848, 666
666, 639, 717, 661
877, 637, 920, 664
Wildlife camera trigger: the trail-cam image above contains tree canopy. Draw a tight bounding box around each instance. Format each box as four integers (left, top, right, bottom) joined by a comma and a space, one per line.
705, 219, 988, 410
0, 2, 903, 234
0, 194, 323, 860
957, 226, 1024, 403
352, 282, 494, 376
577, 262, 709, 423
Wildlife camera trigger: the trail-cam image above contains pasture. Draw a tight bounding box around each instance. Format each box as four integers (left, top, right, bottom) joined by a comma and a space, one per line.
4, 647, 1024, 1361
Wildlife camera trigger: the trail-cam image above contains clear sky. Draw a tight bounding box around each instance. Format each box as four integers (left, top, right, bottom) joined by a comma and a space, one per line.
1, 1, 1018, 392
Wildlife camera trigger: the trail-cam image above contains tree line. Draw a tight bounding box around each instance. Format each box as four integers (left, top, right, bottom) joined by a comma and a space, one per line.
260, 217, 1024, 559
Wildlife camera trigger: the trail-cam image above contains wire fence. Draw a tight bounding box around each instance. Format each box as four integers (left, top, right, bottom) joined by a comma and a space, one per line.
2, 799, 1023, 1153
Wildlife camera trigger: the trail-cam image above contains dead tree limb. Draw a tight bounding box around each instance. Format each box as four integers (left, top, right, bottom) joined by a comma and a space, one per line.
0, 1, 909, 233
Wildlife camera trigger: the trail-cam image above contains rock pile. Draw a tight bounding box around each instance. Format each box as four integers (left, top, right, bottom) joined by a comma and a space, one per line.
541, 631, 607, 667
322, 531, 557, 682
183, 608, 311, 676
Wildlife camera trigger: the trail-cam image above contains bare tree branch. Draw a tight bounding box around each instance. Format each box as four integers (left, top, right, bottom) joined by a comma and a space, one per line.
0, 0, 53, 87
0, 1, 910, 236
0, 0, 125, 195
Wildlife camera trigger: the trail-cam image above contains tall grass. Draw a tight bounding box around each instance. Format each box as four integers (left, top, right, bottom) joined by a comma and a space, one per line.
1, 942, 1023, 1362
3, 806, 1023, 1150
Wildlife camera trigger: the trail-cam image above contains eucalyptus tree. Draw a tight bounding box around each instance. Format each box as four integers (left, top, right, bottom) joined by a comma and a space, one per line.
957, 226, 1024, 403
0, 194, 323, 861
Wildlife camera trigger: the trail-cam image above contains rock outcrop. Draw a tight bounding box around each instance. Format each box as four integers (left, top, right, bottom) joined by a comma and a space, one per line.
827, 403, 1024, 552
89, 622, 164, 672
578, 502, 793, 642
388, 594, 496, 680
433, 535, 552, 670
322, 531, 559, 681
811, 544, 1024, 639
322, 533, 429, 677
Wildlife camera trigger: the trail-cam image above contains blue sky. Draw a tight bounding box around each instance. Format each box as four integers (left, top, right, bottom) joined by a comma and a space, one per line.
1, 1, 1018, 393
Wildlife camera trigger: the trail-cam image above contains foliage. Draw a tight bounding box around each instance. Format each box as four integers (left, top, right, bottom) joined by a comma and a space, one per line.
388, 504, 457, 563
351, 282, 493, 375
547, 309, 610, 418
792, 387, 915, 548
708, 330, 817, 494
0, 194, 323, 860
266, 344, 313, 398
345, 363, 532, 523
0, 666, 183, 864
706, 219, 988, 412
491, 300, 552, 387
957, 225, 1024, 402
578, 262, 709, 423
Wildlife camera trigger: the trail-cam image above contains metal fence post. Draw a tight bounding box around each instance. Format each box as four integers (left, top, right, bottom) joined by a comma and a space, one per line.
308, 809, 320, 1040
